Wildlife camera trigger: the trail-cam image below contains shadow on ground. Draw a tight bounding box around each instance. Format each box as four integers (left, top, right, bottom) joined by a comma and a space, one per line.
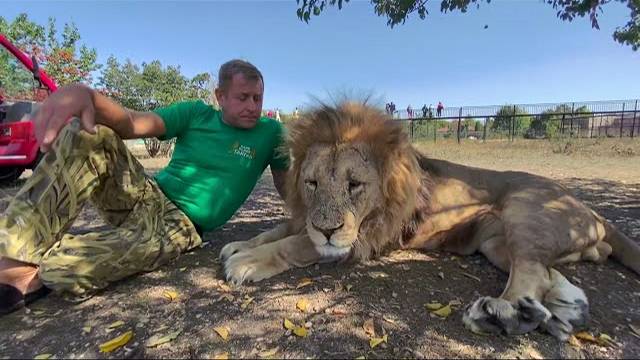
0, 174, 638, 359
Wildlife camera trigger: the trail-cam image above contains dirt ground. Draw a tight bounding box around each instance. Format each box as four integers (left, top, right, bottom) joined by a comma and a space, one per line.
1, 138, 639, 359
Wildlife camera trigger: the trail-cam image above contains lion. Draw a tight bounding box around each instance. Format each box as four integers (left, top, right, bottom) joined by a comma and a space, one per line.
220, 101, 640, 339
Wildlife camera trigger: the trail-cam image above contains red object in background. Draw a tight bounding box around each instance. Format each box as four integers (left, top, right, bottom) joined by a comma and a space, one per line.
0, 34, 58, 182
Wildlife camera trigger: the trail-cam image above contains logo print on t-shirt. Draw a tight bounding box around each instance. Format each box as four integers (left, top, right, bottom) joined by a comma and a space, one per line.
230, 141, 256, 160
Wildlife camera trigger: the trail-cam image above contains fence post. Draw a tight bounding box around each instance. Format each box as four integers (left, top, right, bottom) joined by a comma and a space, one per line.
632, 99, 638, 138
457, 107, 462, 144
483, 117, 488, 142
410, 119, 414, 141
570, 103, 575, 138
599, 115, 603, 137
510, 105, 516, 142
433, 119, 437, 143
620, 102, 625, 138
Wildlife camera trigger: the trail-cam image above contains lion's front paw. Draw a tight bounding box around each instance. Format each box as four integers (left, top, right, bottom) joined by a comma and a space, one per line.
223, 247, 289, 285
220, 241, 252, 262
463, 296, 551, 336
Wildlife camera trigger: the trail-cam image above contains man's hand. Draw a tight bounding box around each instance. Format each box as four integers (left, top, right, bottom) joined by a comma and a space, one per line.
34, 84, 96, 152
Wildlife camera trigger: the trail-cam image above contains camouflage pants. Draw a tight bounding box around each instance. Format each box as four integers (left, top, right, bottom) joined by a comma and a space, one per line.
0, 120, 202, 296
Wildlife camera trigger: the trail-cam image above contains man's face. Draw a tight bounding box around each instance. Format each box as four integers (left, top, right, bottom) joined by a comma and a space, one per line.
216, 73, 264, 129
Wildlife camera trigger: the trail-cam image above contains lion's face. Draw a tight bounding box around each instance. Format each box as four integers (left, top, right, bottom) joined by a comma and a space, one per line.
299, 142, 382, 259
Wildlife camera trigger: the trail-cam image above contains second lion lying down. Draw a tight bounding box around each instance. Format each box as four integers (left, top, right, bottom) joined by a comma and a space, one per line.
220, 101, 640, 339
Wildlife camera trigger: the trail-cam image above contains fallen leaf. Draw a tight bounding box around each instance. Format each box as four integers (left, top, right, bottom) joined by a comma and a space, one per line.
461, 272, 481, 282
82, 326, 92, 333
32, 310, 45, 316
283, 318, 296, 330
326, 308, 348, 316
34, 354, 53, 359
163, 290, 179, 302
213, 352, 229, 360
382, 316, 397, 325
345, 284, 353, 292
568, 335, 581, 348
367, 271, 389, 279
258, 347, 279, 358
449, 299, 463, 307
575, 331, 598, 343
355, 356, 366, 360
296, 278, 313, 289
363, 318, 376, 337
630, 324, 640, 338
437, 272, 445, 279
598, 333, 617, 347
425, 302, 444, 310
296, 298, 309, 312
218, 293, 234, 302
99, 330, 133, 353
146, 330, 182, 348
241, 297, 254, 309
293, 327, 308, 337
218, 283, 232, 292
432, 304, 452, 318
214, 326, 230, 341
369, 334, 388, 348
179, 267, 187, 272
107, 320, 125, 329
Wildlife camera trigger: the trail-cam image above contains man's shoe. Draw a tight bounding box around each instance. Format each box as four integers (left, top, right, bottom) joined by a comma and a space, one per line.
0, 283, 51, 315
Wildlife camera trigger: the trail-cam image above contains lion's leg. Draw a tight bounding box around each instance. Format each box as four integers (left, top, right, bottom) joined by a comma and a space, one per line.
223, 233, 322, 285
220, 221, 300, 261
464, 195, 593, 340
463, 259, 555, 336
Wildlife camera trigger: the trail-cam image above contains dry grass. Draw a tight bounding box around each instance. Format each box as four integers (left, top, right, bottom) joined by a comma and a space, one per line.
415, 138, 640, 183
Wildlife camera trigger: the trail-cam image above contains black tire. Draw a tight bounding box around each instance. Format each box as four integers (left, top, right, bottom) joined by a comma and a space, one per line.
0, 166, 25, 184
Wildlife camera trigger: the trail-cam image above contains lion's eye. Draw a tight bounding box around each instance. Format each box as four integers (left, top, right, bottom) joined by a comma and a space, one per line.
349, 180, 364, 194
305, 180, 317, 190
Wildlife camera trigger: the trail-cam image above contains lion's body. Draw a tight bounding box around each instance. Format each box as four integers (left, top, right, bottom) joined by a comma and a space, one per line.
221, 101, 640, 339
407, 158, 607, 266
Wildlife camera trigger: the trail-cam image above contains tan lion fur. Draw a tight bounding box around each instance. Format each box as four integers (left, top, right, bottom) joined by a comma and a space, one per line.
222, 100, 640, 338
285, 102, 430, 260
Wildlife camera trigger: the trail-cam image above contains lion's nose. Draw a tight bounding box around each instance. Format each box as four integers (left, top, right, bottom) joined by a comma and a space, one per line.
313, 223, 344, 240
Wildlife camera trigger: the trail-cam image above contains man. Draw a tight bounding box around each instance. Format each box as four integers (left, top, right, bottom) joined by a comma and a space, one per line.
437, 101, 444, 117
0, 59, 288, 315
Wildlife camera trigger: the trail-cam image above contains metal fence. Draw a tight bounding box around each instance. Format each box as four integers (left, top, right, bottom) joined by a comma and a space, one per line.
392, 99, 639, 143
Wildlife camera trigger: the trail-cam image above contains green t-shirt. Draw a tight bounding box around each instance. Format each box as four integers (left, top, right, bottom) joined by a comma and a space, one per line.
153, 100, 288, 231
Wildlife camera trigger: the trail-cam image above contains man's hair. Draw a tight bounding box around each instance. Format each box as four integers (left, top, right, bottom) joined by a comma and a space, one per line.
218, 59, 263, 92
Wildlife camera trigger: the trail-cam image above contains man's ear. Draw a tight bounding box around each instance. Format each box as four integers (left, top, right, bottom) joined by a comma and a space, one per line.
214, 87, 225, 106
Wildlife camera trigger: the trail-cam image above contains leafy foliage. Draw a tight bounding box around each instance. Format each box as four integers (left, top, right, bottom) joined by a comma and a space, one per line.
0, 14, 100, 100
492, 105, 532, 132
97, 56, 213, 112
296, 0, 640, 50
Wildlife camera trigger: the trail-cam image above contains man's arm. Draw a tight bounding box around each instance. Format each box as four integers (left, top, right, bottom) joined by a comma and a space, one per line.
92, 89, 166, 140
271, 168, 288, 201
35, 83, 166, 152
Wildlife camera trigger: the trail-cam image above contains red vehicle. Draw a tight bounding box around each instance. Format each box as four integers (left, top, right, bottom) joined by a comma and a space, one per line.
0, 34, 57, 182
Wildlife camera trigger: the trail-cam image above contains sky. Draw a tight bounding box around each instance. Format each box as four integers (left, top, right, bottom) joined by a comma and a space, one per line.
2, 0, 639, 112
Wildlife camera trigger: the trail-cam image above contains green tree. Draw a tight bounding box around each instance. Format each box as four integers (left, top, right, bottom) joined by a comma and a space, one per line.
98, 57, 212, 111
528, 104, 592, 138
296, 0, 640, 50
492, 105, 532, 133
0, 13, 100, 95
